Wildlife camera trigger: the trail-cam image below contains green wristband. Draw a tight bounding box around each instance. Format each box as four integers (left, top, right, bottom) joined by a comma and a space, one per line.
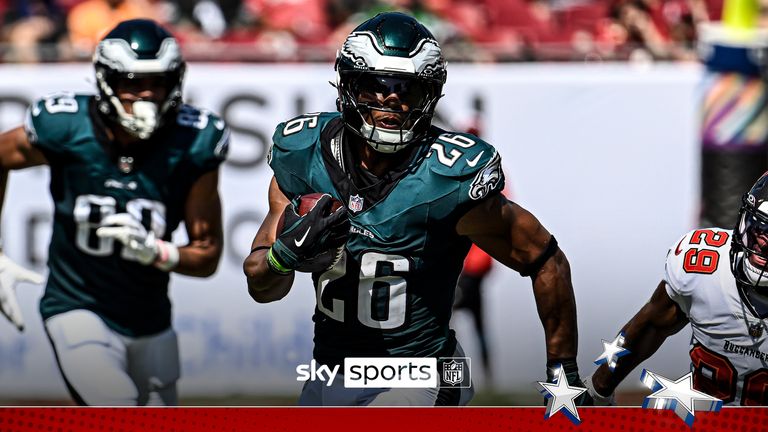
267, 247, 293, 275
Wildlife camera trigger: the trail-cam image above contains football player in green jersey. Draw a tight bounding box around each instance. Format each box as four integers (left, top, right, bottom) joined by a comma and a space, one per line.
0, 19, 228, 405
244, 12, 586, 406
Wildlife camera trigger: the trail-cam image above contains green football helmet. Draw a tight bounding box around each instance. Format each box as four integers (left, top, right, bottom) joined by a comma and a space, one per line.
93, 19, 185, 140
335, 12, 447, 153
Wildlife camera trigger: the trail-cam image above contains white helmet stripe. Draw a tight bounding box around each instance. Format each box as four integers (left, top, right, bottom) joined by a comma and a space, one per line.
340, 31, 443, 76
94, 38, 182, 73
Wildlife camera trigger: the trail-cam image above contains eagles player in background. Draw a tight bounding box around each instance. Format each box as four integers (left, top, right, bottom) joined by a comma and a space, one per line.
0, 19, 228, 405
585, 173, 768, 406
244, 12, 586, 406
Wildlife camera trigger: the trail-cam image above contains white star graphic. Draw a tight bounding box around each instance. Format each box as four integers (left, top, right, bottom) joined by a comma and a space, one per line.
641, 369, 722, 427
594, 332, 630, 370
537, 366, 587, 425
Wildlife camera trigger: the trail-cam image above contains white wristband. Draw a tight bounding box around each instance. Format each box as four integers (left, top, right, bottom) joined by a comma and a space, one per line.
153, 240, 180, 272
584, 374, 616, 406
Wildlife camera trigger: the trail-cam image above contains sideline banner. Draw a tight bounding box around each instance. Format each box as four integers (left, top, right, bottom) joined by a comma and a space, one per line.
0, 63, 702, 399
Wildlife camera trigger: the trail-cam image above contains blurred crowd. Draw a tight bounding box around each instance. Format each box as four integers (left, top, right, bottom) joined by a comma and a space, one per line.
0, 0, 736, 62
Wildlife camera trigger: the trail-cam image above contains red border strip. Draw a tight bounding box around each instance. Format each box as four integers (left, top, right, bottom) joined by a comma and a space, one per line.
0, 407, 760, 432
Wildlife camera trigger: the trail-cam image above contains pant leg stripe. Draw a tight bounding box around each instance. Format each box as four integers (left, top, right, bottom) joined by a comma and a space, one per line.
43, 325, 89, 406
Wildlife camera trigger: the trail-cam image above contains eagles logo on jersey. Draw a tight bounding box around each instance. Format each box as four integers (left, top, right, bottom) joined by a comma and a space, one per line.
469, 151, 502, 201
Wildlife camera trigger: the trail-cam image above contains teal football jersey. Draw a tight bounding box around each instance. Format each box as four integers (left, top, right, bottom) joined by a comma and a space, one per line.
25, 93, 229, 337
269, 112, 505, 365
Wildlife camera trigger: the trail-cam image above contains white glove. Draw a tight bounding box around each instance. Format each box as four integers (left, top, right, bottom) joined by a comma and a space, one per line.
96, 213, 179, 270
583, 374, 617, 406
0, 253, 44, 331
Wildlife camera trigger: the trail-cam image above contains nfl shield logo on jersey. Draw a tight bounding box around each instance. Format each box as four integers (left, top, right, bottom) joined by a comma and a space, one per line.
442, 360, 463, 386
348, 194, 364, 213
118, 156, 134, 173
749, 322, 764, 338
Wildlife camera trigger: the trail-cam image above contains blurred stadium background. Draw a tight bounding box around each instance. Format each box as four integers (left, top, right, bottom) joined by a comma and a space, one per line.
0, 0, 725, 63
0, 0, 765, 406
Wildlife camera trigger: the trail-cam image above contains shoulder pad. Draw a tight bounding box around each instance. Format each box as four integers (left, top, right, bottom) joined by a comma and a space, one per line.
26, 93, 91, 154
176, 104, 226, 133
268, 112, 341, 200
425, 131, 505, 203
272, 112, 341, 152
426, 132, 499, 178
664, 228, 731, 297
177, 104, 230, 167
34, 92, 89, 116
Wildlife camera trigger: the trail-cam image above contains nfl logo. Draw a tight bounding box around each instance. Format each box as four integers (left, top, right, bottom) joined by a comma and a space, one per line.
442, 360, 463, 386
749, 322, 763, 338
118, 156, 134, 173
348, 194, 364, 213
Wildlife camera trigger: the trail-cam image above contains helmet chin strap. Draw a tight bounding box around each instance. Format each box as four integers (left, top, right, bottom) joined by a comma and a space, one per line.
743, 255, 768, 286
110, 97, 160, 140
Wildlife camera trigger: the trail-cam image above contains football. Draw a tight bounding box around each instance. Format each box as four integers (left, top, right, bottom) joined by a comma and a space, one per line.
276, 193, 343, 234
296, 193, 343, 216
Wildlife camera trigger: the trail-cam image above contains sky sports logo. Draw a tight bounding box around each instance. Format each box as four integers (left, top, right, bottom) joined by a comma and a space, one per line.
296, 357, 471, 388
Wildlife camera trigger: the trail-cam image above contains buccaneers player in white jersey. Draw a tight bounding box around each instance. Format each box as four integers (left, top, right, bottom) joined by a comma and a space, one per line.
585, 172, 768, 406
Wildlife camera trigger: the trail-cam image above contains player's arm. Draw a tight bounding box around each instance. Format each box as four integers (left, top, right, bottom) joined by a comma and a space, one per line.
0, 126, 48, 214
0, 126, 48, 331
589, 280, 689, 397
456, 194, 579, 373
243, 177, 295, 303
173, 169, 223, 277
95, 169, 224, 277
0, 126, 48, 169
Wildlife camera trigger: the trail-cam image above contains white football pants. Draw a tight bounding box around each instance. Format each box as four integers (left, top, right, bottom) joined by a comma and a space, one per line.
44, 309, 180, 406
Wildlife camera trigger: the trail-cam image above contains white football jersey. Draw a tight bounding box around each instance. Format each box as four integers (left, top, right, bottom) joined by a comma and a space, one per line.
665, 228, 768, 406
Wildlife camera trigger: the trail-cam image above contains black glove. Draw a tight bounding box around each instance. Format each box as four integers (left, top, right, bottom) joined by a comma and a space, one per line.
546, 358, 594, 406
268, 194, 350, 273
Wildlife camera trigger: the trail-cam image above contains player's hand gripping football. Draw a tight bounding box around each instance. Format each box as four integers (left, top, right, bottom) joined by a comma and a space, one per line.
0, 253, 44, 331
96, 213, 179, 270
268, 194, 350, 274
